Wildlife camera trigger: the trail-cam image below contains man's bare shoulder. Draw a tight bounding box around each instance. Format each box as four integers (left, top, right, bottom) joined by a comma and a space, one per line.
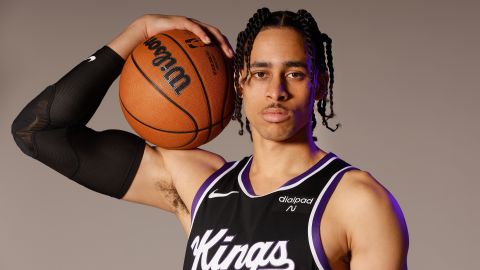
333, 169, 403, 227
335, 170, 389, 206
159, 147, 226, 179
331, 169, 409, 268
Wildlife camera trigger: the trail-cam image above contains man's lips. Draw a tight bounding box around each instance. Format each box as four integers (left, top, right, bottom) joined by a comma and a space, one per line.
262, 107, 290, 123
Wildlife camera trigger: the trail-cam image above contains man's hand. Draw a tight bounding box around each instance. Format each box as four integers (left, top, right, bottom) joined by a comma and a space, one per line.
108, 14, 234, 60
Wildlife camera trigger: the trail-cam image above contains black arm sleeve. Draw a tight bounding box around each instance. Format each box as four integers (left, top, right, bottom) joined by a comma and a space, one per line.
11, 46, 146, 199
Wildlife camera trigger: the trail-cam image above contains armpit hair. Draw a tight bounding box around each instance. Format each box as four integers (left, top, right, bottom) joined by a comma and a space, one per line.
154, 180, 189, 214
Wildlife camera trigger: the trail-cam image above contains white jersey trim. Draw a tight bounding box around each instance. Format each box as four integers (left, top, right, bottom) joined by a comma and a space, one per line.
308, 165, 356, 270
237, 155, 338, 198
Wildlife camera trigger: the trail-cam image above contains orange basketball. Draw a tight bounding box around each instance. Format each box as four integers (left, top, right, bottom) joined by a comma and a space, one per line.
119, 30, 234, 149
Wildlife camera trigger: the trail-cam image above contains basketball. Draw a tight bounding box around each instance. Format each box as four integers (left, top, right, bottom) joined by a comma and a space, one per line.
119, 29, 234, 149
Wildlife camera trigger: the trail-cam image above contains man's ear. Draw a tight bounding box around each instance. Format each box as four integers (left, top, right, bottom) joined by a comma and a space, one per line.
236, 85, 243, 97
314, 71, 329, 100
236, 70, 246, 97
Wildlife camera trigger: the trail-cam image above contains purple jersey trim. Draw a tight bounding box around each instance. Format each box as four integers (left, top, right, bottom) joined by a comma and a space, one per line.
240, 157, 256, 195
190, 161, 237, 223
309, 166, 360, 270
241, 152, 336, 196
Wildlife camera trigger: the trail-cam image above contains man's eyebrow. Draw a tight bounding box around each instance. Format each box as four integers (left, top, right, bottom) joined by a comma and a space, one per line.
284, 61, 307, 68
250, 61, 307, 68
251, 61, 271, 68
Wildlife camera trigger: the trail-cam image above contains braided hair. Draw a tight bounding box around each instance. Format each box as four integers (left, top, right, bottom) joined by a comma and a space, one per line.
232, 8, 340, 141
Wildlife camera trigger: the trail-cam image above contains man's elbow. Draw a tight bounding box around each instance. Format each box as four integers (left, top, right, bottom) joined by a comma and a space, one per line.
11, 110, 37, 158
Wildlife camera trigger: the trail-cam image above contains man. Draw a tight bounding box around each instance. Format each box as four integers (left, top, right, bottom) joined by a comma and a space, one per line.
11, 8, 409, 270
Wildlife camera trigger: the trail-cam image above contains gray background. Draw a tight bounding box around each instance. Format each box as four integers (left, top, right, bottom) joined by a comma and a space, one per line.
1, 0, 479, 269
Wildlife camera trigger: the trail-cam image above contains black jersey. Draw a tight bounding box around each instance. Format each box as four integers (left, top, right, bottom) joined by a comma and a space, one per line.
183, 152, 360, 270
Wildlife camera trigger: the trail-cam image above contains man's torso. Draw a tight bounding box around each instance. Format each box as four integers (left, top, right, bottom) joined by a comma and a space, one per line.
179, 152, 359, 270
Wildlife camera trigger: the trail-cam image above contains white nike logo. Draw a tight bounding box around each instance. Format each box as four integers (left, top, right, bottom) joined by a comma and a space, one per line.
86, 56, 96, 62
208, 189, 239, 199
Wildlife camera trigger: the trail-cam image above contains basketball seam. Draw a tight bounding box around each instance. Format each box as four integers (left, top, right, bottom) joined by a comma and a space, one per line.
160, 33, 213, 144
130, 53, 198, 147
119, 97, 231, 133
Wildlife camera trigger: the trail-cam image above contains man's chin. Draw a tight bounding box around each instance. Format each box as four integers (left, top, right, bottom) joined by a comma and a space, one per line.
255, 129, 296, 143
254, 124, 313, 143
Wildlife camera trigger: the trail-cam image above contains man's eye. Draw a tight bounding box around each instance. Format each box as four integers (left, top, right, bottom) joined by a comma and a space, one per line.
287, 72, 305, 79
252, 72, 266, 78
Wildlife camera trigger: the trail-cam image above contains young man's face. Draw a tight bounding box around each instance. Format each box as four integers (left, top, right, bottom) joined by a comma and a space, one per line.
241, 27, 322, 142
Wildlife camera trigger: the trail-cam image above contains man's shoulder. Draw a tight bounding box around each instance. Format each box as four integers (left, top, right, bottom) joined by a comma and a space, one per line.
338, 170, 388, 201
157, 147, 226, 176
334, 169, 392, 214
328, 169, 394, 227
332, 169, 408, 243
332, 170, 409, 266
148, 146, 227, 193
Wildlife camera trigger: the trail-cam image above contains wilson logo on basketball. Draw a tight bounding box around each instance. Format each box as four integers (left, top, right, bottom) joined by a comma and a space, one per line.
143, 36, 191, 95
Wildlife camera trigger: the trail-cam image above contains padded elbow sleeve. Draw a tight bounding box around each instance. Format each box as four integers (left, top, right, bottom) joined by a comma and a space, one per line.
11, 85, 145, 199
67, 128, 145, 198
35, 126, 145, 199
11, 85, 146, 198
11, 46, 146, 199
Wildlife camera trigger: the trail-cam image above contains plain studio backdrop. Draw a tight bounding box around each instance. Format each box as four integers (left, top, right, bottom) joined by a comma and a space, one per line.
1, 0, 479, 269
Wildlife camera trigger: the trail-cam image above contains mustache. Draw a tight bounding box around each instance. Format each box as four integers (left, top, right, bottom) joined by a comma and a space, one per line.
265, 103, 287, 109
263, 103, 288, 111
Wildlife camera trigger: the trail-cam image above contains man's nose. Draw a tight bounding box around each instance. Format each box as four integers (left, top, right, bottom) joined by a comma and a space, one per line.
266, 76, 288, 101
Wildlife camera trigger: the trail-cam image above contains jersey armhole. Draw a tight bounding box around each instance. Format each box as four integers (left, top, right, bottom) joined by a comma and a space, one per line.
308, 165, 361, 270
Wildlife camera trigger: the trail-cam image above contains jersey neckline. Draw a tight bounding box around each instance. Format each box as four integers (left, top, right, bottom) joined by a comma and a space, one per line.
238, 151, 337, 198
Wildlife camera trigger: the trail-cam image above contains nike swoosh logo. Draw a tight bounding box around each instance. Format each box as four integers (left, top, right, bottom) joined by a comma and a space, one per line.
208, 189, 239, 199
86, 56, 96, 62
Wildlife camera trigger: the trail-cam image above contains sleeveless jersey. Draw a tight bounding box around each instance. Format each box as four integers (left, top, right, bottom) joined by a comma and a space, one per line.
183, 152, 360, 270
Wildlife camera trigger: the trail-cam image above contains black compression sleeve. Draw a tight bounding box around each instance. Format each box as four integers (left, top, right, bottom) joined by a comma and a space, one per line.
11, 46, 146, 199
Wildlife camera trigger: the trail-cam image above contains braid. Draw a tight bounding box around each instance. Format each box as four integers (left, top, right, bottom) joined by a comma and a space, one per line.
296, 9, 340, 133
245, 118, 253, 141
232, 31, 246, 135
233, 7, 271, 137
319, 34, 340, 131
295, 10, 320, 140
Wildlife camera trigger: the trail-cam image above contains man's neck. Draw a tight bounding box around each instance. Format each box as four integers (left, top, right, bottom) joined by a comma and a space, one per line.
249, 130, 327, 189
